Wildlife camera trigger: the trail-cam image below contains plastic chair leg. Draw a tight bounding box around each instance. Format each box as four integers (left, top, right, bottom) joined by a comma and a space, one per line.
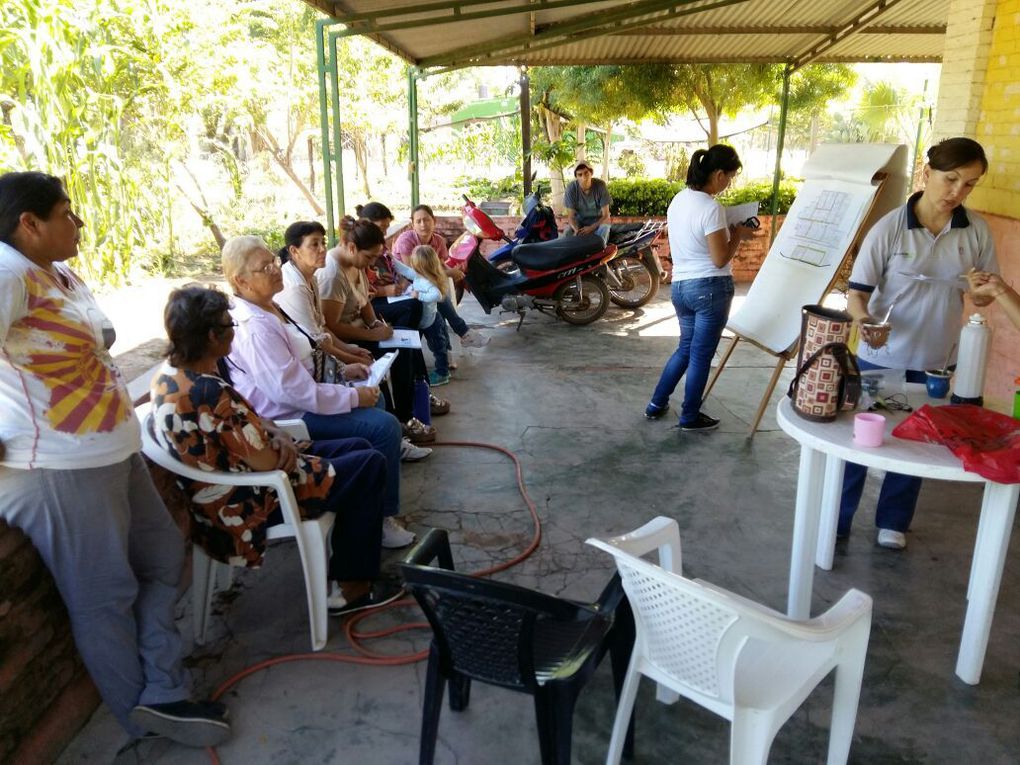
297, 522, 330, 651
827, 641, 868, 764
607, 624, 636, 759
729, 708, 776, 765
448, 671, 471, 711
192, 545, 215, 645
605, 658, 642, 765
532, 686, 559, 765
419, 642, 446, 765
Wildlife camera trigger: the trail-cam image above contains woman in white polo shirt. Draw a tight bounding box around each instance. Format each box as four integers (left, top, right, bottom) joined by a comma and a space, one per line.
645, 144, 755, 432
841, 137, 999, 550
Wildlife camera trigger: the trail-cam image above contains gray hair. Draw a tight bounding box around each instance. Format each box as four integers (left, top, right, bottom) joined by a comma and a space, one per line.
221, 235, 272, 290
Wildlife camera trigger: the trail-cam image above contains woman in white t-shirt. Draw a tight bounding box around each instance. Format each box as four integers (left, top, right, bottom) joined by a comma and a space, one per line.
645, 145, 755, 432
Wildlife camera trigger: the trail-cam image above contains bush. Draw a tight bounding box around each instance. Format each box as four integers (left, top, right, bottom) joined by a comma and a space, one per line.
607, 178, 683, 216
457, 175, 552, 212
718, 177, 800, 216
607, 176, 802, 217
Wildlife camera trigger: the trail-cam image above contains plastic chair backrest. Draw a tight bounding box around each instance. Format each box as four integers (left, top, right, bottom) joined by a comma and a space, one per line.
402, 530, 595, 691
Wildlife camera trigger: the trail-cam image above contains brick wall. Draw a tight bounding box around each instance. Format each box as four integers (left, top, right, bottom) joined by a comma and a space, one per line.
0, 521, 98, 765
934, 0, 997, 138
431, 214, 784, 284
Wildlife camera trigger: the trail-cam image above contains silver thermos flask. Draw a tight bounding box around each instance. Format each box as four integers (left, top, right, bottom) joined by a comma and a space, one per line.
951, 313, 990, 406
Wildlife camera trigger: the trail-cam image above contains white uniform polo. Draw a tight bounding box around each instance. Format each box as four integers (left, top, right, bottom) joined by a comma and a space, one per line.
849, 192, 998, 371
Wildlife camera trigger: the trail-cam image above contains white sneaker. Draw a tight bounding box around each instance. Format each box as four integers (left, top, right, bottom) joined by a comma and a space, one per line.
382, 516, 416, 549
460, 330, 490, 348
877, 529, 907, 550
400, 437, 432, 462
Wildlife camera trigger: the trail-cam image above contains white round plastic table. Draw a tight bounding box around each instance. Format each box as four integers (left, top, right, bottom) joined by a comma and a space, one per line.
777, 389, 1019, 685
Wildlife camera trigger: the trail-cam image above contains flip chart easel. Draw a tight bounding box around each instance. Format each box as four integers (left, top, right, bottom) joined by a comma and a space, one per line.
702, 143, 910, 436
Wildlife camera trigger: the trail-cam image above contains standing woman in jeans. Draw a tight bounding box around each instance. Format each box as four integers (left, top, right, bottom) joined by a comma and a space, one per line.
645, 145, 755, 432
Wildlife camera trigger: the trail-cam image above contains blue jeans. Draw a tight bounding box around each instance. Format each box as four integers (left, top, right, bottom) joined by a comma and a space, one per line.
566, 223, 611, 246
838, 360, 926, 535
302, 399, 402, 518
421, 313, 450, 376
438, 296, 469, 338
649, 277, 734, 425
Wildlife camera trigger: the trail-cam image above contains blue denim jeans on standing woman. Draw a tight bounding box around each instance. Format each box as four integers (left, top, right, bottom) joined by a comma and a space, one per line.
838, 360, 926, 536
649, 276, 735, 425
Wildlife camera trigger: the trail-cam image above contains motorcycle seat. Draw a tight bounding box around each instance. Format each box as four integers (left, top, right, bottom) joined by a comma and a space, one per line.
512, 234, 604, 271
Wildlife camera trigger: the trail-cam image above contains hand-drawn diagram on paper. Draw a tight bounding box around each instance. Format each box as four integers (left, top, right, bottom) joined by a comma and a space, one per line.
779, 188, 857, 268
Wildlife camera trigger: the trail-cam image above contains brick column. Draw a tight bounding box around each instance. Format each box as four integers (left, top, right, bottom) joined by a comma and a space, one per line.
933, 0, 998, 139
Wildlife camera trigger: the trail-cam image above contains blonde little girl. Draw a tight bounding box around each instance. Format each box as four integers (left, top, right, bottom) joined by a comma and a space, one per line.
393, 245, 453, 385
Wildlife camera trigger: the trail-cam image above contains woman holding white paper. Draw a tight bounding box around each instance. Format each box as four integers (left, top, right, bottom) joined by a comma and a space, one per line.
645, 144, 755, 432
317, 216, 441, 444
220, 234, 415, 549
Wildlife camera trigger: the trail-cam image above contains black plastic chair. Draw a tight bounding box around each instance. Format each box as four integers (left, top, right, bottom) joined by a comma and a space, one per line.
400, 529, 635, 765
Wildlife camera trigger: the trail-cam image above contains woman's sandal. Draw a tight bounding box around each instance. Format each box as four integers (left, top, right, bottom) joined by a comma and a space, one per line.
429, 394, 450, 416
403, 417, 437, 444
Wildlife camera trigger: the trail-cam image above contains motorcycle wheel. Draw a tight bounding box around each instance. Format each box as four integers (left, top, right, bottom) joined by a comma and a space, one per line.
607, 253, 660, 308
555, 274, 610, 325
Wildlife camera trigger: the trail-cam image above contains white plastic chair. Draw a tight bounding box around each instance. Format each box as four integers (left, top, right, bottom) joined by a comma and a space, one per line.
586, 517, 872, 765
139, 413, 334, 651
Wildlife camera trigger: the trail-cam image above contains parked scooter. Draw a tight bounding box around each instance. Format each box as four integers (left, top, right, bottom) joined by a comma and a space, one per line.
452, 195, 619, 328
600, 221, 665, 308
461, 187, 664, 309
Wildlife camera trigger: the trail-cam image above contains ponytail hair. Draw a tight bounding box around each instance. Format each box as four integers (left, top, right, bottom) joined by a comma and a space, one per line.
279, 220, 326, 263
355, 202, 394, 222
339, 215, 386, 251
686, 144, 742, 190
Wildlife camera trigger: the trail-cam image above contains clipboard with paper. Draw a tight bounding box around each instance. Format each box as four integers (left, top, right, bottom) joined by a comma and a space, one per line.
352, 351, 398, 388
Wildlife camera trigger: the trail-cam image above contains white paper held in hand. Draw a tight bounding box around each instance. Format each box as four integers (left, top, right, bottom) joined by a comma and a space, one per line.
378, 328, 422, 349
352, 351, 399, 388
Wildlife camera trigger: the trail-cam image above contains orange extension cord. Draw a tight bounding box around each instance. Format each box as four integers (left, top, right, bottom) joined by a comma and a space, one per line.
204, 440, 543, 764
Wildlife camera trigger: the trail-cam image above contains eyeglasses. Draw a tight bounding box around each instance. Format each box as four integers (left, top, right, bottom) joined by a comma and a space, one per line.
213, 320, 238, 334
868, 393, 913, 413
251, 260, 281, 274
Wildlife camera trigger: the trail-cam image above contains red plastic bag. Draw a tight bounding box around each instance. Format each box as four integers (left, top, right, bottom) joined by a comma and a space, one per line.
892, 404, 1020, 483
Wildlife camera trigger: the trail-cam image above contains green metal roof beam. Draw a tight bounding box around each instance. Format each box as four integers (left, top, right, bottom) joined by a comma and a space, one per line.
417, 0, 726, 67
619, 24, 945, 36
435, 0, 754, 68
790, 0, 909, 72
336, 0, 604, 36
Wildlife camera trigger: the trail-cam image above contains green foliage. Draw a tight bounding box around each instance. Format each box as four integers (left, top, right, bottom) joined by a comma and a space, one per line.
0, 0, 189, 282
458, 174, 550, 206
717, 178, 800, 216
617, 149, 645, 178
607, 179, 683, 216
607, 177, 800, 217
664, 145, 689, 183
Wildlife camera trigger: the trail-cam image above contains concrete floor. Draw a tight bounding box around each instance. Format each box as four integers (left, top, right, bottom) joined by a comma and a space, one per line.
59, 285, 1020, 765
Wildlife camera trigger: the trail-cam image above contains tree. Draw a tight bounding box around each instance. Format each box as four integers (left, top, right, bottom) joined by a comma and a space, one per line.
1, 0, 191, 281
531, 65, 670, 180
662, 63, 855, 147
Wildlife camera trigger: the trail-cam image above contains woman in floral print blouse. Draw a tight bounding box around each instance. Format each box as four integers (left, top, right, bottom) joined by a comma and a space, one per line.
150, 285, 400, 615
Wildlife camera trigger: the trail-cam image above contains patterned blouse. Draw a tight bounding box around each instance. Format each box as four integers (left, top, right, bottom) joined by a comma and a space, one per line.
150, 363, 334, 567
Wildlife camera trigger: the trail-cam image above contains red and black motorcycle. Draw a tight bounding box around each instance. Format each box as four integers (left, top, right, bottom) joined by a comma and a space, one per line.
450, 195, 618, 328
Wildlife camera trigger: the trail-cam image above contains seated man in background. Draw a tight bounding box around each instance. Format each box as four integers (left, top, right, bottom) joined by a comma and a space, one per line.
563, 161, 612, 245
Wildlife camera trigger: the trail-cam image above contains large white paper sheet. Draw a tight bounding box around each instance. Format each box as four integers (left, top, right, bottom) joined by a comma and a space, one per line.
727, 143, 909, 354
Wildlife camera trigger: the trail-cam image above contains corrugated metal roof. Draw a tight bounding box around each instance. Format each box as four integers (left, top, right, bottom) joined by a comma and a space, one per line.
310, 0, 948, 69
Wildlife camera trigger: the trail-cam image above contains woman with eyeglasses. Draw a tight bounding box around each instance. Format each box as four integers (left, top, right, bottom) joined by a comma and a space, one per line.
151, 285, 400, 614
219, 235, 415, 550
645, 144, 755, 433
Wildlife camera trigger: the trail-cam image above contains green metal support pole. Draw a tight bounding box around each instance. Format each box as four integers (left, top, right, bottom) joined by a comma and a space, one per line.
315, 20, 336, 245
520, 67, 531, 196
769, 64, 792, 245
329, 32, 346, 220
408, 67, 420, 209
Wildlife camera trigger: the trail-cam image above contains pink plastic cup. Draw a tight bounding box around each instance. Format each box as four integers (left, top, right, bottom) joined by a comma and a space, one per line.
853, 412, 886, 447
